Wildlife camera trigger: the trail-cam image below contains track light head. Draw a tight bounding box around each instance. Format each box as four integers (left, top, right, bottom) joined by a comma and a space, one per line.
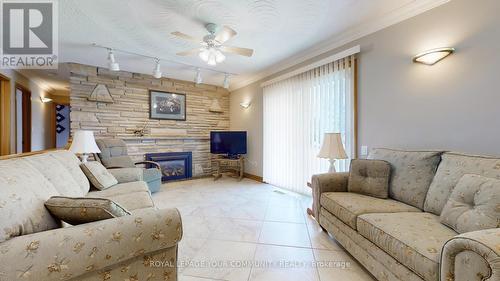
153, 59, 162, 79
195, 68, 203, 84
223, 73, 230, 89
108, 50, 120, 71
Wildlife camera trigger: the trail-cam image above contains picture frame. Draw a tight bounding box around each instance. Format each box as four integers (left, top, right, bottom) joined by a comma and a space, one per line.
149, 90, 186, 121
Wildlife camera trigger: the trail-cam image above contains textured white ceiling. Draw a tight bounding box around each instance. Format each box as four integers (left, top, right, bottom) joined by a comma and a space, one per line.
58, 0, 447, 89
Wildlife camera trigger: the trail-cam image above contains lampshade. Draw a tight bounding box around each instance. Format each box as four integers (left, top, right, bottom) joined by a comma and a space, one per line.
69, 130, 101, 154
318, 133, 347, 160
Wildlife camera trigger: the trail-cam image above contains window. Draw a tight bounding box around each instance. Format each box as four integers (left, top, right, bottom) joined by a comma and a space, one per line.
263, 56, 357, 194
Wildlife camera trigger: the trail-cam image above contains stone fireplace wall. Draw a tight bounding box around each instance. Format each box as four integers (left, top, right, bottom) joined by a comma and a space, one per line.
69, 63, 230, 176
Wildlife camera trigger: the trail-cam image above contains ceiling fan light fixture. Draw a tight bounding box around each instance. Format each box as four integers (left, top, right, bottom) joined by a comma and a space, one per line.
207, 52, 217, 66
153, 59, 162, 79
108, 50, 120, 71
199, 49, 210, 62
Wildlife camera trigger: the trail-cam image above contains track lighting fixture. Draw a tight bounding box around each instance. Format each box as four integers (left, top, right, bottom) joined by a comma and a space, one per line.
153, 59, 162, 79
108, 49, 120, 71
93, 44, 238, 85
195, 68, 203, 84
223, 73, 230, 89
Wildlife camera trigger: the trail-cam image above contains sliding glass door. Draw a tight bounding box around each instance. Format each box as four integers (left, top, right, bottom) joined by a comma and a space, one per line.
263, 56, 356, 194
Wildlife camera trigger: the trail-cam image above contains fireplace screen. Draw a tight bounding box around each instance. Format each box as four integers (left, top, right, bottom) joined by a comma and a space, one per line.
145, 152, 192, 181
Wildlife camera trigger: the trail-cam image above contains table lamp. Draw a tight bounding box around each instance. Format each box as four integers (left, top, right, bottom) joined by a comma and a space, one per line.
318, 133, 347, 172
69, 130, 101, 163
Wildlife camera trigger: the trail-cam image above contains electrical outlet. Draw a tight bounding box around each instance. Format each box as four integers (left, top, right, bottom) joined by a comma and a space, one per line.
361, 146, 368, 156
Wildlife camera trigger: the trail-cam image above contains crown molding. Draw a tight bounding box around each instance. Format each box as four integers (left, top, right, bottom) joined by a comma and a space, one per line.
229, 0, 451, 91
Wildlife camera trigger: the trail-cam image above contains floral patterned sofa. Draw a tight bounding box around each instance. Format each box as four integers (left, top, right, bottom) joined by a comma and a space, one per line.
312, 148, 499, 281
0, 150, 182, 281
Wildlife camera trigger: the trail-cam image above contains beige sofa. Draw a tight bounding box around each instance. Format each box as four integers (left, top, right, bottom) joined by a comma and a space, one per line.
312, 148, 499, 281
0, 150, 182, 281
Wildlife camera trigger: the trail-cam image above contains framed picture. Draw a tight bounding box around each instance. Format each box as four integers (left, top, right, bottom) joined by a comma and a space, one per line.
149, 90, 186, 120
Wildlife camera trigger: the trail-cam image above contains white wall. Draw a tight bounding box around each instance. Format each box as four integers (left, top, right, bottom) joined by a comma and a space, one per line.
0, 69, 53, 153
230, 0, 500, 177
230, 82, 263, 177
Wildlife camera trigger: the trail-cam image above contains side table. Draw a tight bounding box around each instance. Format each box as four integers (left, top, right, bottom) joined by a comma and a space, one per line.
213, 156, 244, 181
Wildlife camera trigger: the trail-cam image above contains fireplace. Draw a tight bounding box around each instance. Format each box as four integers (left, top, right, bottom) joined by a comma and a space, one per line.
145, 152, 192, 182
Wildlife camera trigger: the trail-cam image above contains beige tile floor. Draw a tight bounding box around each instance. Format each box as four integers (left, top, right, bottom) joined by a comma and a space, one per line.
152, 177, 375, 281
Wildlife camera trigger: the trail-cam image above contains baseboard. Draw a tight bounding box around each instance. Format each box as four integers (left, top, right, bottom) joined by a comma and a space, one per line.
244, 173, 263, 182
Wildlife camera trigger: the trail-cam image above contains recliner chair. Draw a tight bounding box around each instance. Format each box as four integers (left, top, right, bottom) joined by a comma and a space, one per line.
94, 138, 162, 193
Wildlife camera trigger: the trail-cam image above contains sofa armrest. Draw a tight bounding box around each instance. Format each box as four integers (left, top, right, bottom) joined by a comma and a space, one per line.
108, 167, 143, 183
311, 172, 349, 220
0, 208, 182, 281
440, 228, 500, 281
135, 161, 161, 170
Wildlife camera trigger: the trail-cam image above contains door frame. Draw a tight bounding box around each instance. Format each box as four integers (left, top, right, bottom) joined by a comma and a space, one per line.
0, 74, 11, 156
15, 83, 31, 153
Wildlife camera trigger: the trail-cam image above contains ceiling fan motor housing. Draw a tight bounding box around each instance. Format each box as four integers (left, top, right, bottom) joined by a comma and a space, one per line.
205, 23, 219, 34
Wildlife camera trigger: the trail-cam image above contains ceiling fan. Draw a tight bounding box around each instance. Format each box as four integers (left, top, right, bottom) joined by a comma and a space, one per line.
171, 23, 254, 66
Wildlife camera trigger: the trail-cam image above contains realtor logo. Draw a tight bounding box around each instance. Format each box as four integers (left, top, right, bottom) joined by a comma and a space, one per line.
1, 0, 58, 69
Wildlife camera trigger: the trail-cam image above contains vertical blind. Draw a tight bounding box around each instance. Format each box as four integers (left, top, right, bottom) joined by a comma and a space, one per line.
263, 55, 356, 195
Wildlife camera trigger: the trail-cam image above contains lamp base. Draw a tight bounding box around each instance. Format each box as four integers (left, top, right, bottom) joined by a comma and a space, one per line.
80, 153, 89, 163
328, 159, 337, 173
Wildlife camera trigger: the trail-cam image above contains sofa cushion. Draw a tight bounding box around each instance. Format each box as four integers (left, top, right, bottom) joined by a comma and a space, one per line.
368, 148, 442, 209
440, 174, 500, 233
320, 192, 421, 229
86, 181, 154, 211
87, 181, 150, 196
357, 212, 457, 281
348, 159, 391, 198
80, 161, 118, 190
24, 153, 84, 197
49, 150, 90, 194
0, 159, 60, 242
44, 196, 130, 225
424, 152, 500, 215
108, 167, 143, 183
102, 156, 136, 168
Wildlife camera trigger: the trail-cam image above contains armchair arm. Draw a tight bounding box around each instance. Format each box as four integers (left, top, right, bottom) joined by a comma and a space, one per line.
135, 161, 161, 170
440, 228, 500, 281
311, 172, 349, 220
108, 167, 143, 183
0, 208, 182, 281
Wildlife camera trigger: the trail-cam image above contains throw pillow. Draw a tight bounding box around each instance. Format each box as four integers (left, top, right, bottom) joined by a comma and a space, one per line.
80, 161, 118, 190
367, 148, 443, 209
440, 174, 500, 233
45, 196, 130, 225
348, 159, 391, 198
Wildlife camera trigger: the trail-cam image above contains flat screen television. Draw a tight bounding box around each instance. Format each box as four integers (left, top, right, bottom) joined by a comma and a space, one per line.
210, 131, 247, 156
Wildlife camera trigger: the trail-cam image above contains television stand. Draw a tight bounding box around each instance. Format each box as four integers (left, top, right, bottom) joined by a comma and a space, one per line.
213, 155, 244, 181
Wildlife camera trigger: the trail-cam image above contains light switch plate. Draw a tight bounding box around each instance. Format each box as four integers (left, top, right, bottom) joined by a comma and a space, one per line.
361, 146, 368, 156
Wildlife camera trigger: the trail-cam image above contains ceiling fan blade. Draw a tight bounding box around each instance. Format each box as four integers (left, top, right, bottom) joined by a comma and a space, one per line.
215, 26, 237, 44
221, 46, 254, 57
171, 31, 202, 43
176, 48, 201, 56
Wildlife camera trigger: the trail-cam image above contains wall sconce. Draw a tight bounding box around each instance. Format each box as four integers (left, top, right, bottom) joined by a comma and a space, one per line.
413, 47, 455, 65
209, 99, 223, 113
240, 101, 251, 109
40, 97, 53, 103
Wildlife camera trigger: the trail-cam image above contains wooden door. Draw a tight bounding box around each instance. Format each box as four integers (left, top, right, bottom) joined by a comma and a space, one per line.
16, 85, 31, 153
0, 75, 11, 156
